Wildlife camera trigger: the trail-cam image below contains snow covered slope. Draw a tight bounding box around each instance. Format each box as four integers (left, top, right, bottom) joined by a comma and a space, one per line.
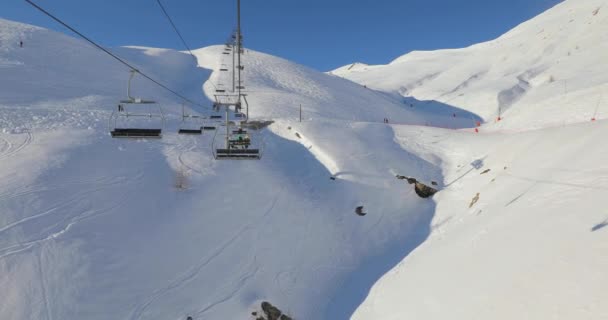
332, 0, 608, 131
353, 121, 608, 320
2, 0, 608, 318
331, 0, 608, 319
0, 17, 442, 320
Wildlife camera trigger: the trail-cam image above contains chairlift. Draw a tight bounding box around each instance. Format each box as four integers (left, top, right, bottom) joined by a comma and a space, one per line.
211, 102, 262, 160
212, 125, 262, 160
110, 70, 165, 138
178, 105, 202, 135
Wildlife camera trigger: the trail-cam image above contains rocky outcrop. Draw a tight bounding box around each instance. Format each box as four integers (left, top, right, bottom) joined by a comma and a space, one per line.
396, 175, 438, 199
253, 301, 293, 320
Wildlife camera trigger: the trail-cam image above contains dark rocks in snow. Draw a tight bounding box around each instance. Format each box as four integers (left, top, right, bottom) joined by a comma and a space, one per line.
469, 193, 480, 208
355, 206, 367, 216
396, 175, 438, 198
480, 169, 491, 175
414, 182, 438, 198
257, 301, 293, 320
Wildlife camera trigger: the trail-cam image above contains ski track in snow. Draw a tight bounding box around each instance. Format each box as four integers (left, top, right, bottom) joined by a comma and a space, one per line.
0, 136, 12, 153
194, 259, 259, 317
0, 197, 130, 260
177, 137, 210, 176
129, 225, 254, 320
0, 131, 32, 160
0, 175, 127, 202
37, 247, 52, 320
0, 176, 135, 235
129, 187, 283, 320
0, 171, 141, 260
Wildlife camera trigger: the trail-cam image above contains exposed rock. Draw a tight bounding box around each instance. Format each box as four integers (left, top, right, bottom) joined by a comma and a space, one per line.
396, 175, 438, 198
414, 182, 438, 198
480, 169, 491, 175
469, 193, 480, 208
261, 301, 281, 320
355, 206, 366, 216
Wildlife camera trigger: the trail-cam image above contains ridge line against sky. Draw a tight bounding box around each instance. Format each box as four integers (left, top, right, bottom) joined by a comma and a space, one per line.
1, 0, 563, 71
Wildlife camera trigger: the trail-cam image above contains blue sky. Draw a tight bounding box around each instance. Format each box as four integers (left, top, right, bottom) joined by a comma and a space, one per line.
2, 0, 562, 71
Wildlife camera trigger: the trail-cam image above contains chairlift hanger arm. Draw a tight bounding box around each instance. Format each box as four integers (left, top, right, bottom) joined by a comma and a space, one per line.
24, 0, 207, 110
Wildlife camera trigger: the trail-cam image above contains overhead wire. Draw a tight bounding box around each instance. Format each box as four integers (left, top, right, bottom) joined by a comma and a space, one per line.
153, 0, 220, 92
154, 0, 195, 58
24, 0, 207, 109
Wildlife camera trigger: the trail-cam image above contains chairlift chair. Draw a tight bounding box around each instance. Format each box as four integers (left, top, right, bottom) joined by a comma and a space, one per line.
110, 70, 165, 138
211, 104, 263, 160
178, 105, 203, 135
212, 126, 262, 160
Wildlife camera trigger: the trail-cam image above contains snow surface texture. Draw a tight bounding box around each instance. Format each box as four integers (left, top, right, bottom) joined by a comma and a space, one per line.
332, 0, 608, 319
332, 0, 608, 132
1, 17, 438, 320
1, 0, 608, 319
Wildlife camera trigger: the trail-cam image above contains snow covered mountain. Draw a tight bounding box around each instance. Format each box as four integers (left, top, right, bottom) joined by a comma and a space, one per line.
0, 16, 443, 320
1, 0, 608, 319
332, 0, 608, 131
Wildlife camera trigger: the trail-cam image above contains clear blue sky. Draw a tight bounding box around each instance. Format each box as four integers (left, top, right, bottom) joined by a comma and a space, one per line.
2, 0, 563, 71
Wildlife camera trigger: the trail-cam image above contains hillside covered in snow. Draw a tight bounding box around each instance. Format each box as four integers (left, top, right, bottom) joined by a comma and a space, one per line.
1, 0, 608, 319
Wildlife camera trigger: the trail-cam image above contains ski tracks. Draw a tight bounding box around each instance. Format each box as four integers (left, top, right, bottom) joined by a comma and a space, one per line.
193, 259, 259, 318
129, 175, 285, 320
176, 136, 214, 176
129, 223, 255, 320
0, 174, 141, 260
128, 190, 282, 320
0, 130, 32, 160
37, 247, 52, 320
0, 196, 130, 260
0, 176, 133, 235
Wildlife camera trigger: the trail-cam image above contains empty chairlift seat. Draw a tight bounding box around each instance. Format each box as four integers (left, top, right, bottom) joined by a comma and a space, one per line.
109, 71, 165, 139
111, 128, 162, 138
215, 148, 260, 159
178, 128, 202, 135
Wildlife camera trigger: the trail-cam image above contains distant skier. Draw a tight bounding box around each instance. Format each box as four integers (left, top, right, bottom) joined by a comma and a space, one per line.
118, 104, 124, 112
19, 41, 23, 48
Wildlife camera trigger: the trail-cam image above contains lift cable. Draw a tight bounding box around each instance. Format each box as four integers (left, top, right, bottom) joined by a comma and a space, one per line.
155, 0, 195, 58
24, 0, 207, 109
